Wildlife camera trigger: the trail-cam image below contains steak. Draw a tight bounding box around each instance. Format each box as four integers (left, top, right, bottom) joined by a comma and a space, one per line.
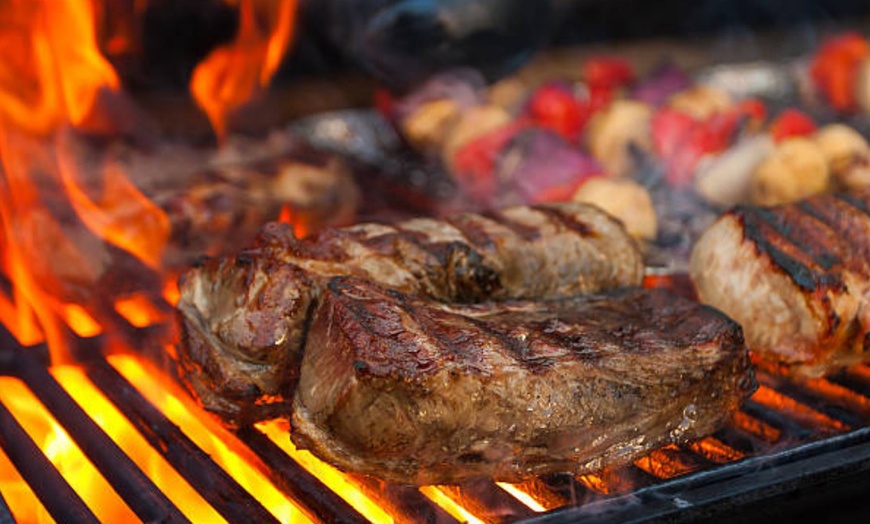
690, 190, 870, 376
291, 277, 755, 485
176, 202, 644, 425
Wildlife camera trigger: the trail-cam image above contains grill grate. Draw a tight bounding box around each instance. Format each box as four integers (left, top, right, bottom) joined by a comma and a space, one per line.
2, 320, 870, 523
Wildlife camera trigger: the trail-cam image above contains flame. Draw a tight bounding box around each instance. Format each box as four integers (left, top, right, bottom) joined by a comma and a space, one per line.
687, 437, 744, 464
109, 353, 312, 523
0, 443, 46, 523
495, 482, 549, 512
419, 486, 485, 524
0, 0, 170, 359
56, 151, 170, 270
750, 384, 849, 433
0, 0, 119, 134
256, 420, 396, 524
577, 473, 614, 494
634, 445, 700, 479
728, 411, 782, 443
278, 204, 310, 238
51, 366, 225, 523
191, 0, 297, 140
0, 376, 135, 522
114, 293, 169, 328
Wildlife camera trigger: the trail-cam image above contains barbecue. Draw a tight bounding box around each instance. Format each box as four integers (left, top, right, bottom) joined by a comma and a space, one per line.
4, 0, 870, 522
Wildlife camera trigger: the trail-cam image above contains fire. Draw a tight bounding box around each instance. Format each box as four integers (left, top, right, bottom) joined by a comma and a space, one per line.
110, 353, 312, 523
419, 486, 485, 524
0, 0, 303, 355
51, 366, 225, 523
0, 0, 119, 134
256, 420, 396, 524
191, 0, 297, 140
750, 384, 849, 433
278, 203, 310, 238
0, 376, 135, 522
0, 0, 171, 359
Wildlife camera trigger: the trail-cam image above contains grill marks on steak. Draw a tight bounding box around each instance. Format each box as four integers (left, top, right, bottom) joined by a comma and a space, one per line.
291, 278, 754, 485
690, 190, 870, 376
176, 202, 644, 425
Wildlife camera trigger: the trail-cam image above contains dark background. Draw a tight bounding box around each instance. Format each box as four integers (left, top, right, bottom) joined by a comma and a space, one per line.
118, 0, 870, 95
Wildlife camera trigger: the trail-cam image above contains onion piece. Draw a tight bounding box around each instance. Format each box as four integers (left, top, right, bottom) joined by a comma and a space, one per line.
695, 134, 775, 207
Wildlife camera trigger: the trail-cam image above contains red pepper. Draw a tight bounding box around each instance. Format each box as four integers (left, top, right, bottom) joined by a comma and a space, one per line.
373, 87, 396, 120
452, 121, 529, 202
651, 108, 700, 186
736, 98, 767, 128
583, 56, 635, 90
769, 108, 817, 142
809, 32, 870, 113
652, 106, 746, 186
526, 82, 585, 142
694, 110, 741, 153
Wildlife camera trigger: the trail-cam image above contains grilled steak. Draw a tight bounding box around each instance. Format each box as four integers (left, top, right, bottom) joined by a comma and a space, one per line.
291, 277, 755, 485
176, 202, 644, 424
690, 190, 870, 376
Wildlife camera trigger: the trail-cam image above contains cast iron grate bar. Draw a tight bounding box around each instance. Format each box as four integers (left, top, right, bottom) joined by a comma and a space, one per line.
7, 322, 870, 522
81, 357, 282, 524
541, 473, 597, 506
0, 490, 13, 524
0, 399, 98, 524
525, 427, 870, 523
11, 349, 190, 524
351, 475, 461, 522
435, 478, 538, 522
754, 372, 864, 427
235, 426, 372, 524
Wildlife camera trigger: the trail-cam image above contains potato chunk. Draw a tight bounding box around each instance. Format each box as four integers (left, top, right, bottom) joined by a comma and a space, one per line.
573, 177, 657, 240
750, 137, 830, 206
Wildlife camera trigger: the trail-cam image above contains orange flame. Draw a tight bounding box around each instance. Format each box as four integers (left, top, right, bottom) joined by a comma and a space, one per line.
0, 376, 136, 522
278, 203, 310, 238
51, 366, 225, 522
0, 0, 120, 135
0, 0, 170, 358
191, 0, 297, 140
110, 353, 313, 523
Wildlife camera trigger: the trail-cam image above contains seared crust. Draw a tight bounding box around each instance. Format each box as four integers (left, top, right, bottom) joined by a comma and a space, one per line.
690, 190, 870, 375
291, 277, 755, 485
176, 202, 644, 425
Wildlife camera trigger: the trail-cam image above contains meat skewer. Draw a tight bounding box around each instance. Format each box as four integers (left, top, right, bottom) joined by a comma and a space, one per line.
292, 277, 755, 485
176, 202, 644, 425
690, 189, 870, 376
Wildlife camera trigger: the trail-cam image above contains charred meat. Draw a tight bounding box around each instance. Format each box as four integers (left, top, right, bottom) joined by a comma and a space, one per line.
176, 202, 644, 425
690, 190, 870, 376
292, 277, 754, 485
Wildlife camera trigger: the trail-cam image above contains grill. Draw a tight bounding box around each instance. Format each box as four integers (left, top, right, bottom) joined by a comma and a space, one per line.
2, 274, 870, 523
5, 2, 870, 523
